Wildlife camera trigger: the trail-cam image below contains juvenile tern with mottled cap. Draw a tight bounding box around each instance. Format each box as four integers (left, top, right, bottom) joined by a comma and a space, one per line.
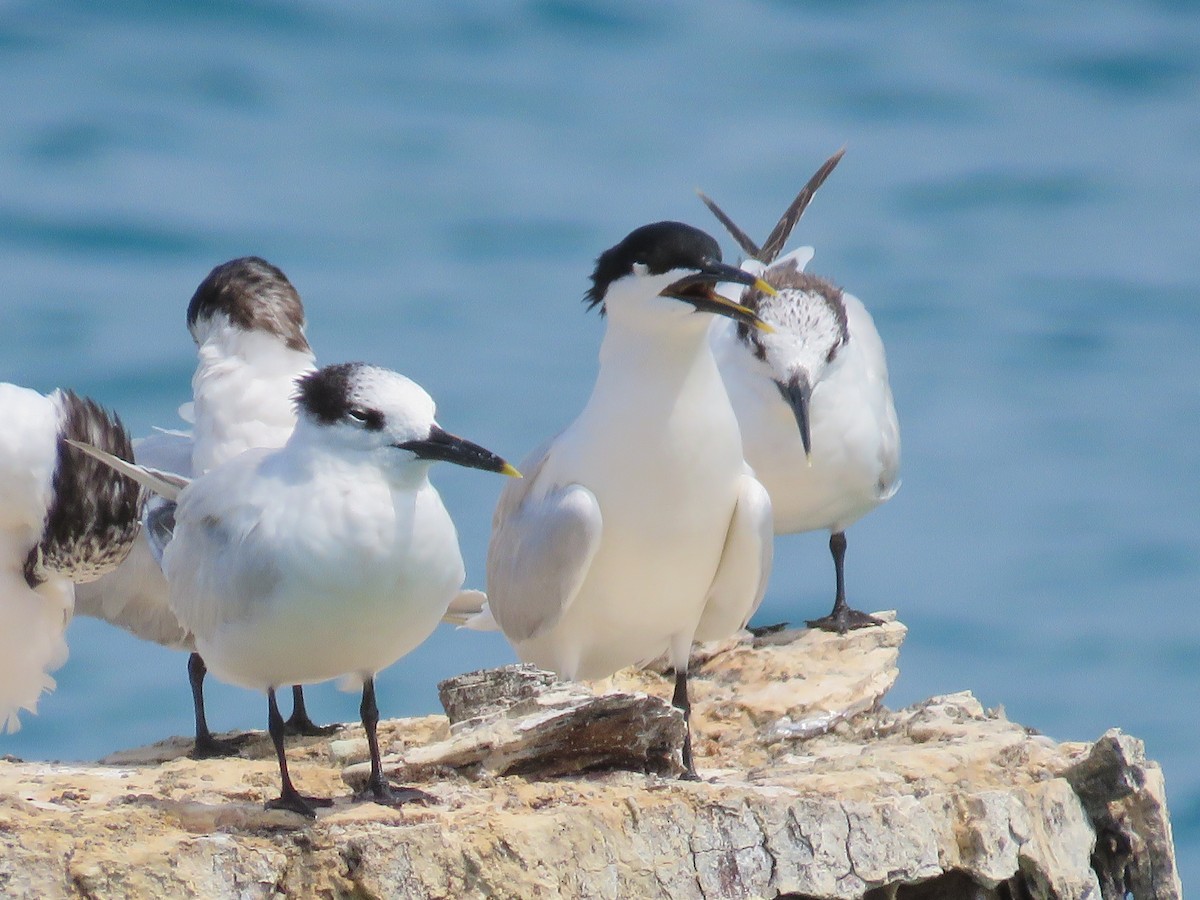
75, 256, 334, 756
0, 384, 142, 733
75, 361, 518, 817
486, 221, 776, 778
702, 151, 901, 633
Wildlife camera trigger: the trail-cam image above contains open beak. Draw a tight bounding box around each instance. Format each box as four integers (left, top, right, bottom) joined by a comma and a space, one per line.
396, 425, 521, 477
662, 260, 777, 333
775, 375, 813, 460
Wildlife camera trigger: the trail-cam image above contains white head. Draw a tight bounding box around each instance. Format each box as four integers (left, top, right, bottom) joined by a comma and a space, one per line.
736, 253, 850, 456
584, 221, 775, 333
291, 362, 519, 477
697, 150, 850, 458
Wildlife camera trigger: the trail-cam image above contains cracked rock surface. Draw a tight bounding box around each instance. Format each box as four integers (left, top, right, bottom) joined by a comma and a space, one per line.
0, 614, 1181, 899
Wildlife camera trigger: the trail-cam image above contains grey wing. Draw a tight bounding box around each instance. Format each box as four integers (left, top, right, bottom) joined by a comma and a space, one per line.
486, 444, 602, 644
695, 468, 774, 642
845, 292, 901, 501
164, 469, 282, 641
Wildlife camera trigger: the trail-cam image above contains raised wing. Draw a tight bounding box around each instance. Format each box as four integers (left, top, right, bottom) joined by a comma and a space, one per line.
696, 190, 762, 259
486, 444, 602, 644
698, 147, 845, 265
759, 148, 844, 264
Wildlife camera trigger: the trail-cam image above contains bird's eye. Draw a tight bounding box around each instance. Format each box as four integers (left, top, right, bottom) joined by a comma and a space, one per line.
347, 407, 384, 430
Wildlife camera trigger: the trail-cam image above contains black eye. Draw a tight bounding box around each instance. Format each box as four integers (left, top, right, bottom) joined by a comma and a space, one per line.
347, 407, 384, 431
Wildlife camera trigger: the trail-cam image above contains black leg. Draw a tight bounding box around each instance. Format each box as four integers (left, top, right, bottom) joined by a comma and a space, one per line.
804, 531, 884, 634
188, 653, 248, 759
264, 687, 333, 818
354, 676, 435, 807
672, 668, 701, 781
283, 684, 340, 737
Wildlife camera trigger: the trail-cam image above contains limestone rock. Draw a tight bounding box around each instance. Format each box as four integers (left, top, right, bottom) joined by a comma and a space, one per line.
344, 667, 687, 785
0, 615, 1181, 899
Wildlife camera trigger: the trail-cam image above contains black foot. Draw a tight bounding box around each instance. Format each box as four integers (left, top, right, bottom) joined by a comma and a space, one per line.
355, 781, 437, 809
747, 621, 789, 638
265, 792, 335, 819
678, 768, 703, 782
283, 712, 341, 737
192, 732, 252, 760
805, 606, 884, 635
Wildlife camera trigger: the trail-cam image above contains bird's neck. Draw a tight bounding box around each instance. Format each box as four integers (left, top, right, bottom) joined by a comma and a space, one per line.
588, 312, 725, 417
284, 422, 432, 492
193, 320, 317, 381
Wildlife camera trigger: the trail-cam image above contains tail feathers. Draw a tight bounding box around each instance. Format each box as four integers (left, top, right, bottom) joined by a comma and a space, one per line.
66, 440, 189, 501
0, 578, 72, 733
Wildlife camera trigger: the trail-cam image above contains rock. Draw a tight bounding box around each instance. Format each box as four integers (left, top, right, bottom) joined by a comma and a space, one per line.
1064, 729, 1182, 899
344, 669, 687, 785
0, 615, 1181, 899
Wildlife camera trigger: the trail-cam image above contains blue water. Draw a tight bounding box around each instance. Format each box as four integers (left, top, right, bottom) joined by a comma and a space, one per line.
1, 0, 1197, 885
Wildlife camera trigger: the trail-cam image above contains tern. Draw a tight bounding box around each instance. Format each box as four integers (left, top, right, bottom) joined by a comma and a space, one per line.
486, 221, 776, 778
0, 384, 142, 733
702, 151, 901, 633
75, 257, 332, 757
74, 361, 519, 816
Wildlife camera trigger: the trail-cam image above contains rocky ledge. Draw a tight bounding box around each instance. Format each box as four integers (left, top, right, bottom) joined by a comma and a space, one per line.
0, 613, 1181, 899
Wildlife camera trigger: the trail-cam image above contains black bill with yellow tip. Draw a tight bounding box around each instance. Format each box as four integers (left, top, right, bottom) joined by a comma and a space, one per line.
396, 426, 521, 477
662, 260, 777, 332
775, 375, 813, 459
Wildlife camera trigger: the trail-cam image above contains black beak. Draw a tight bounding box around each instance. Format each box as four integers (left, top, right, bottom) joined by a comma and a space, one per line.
396, 425, 521, 477
776, 375, 813, 458
662, 260, 776, 332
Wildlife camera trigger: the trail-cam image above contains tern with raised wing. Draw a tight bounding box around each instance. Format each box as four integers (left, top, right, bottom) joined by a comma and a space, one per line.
702, 151, 901, 633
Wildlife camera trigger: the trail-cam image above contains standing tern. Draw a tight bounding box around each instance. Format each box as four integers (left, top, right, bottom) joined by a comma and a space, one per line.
75, 361, 519, 816
0, 384, 142, 733
486, 221, 776, 778
702, 151, 901, 633
75, 257, 332, 756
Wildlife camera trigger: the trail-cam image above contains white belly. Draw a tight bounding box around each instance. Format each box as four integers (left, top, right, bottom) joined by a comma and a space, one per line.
517, 407, 744, 680
175, 472, 465, 691
721, 340, 900, 535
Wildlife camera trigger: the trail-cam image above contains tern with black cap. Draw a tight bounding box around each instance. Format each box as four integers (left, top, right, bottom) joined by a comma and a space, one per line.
75, 257, 335, 756
73, 361, 519, 817
486, 220, 777, 779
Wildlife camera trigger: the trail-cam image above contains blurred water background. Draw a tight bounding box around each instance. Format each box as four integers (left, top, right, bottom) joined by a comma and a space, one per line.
1, 0, 1197, 884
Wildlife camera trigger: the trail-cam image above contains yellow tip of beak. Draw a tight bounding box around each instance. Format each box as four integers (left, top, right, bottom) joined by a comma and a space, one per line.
754, 318, 776, 334
753, 277, 778, 297
501, 463, 523, 479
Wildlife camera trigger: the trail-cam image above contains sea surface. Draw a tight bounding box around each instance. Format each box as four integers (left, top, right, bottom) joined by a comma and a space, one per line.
1, 0, 1197, 886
